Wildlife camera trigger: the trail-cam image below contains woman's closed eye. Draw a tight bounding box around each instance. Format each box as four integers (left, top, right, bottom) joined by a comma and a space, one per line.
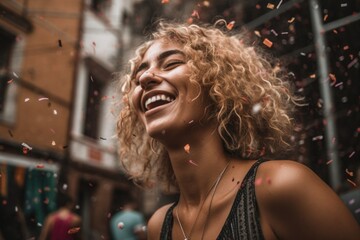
163, 60, 184, 70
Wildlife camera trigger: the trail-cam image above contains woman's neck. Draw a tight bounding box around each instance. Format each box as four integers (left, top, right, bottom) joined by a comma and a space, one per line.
166, 131, 230, 207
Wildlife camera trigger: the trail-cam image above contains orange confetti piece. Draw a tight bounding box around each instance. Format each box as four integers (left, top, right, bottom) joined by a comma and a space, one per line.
345, 169, 354, 177
7, 79, 13, 84
161, 0, 169, 4
288, 17, 295, 23
67, 227, 80, 234
309, 74, 316, 78
226, 21, 235, 30
184, 144, 190, 154
267, 3, 275, 9
323, 14, 328, 21
262, 38, 273, 48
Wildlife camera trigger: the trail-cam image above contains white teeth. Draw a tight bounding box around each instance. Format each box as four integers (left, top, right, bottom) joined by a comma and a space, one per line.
145, 94, 174, 110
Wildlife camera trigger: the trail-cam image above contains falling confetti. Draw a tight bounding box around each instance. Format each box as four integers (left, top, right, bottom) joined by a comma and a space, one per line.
118, 222, 125, 229
188, 159, 198, 166
53, 109, 58, 115
267, 3, 275, 9
67, 227, 80, 234
22, 142, 33, 150
262, 38, 273, 48
347, 179, 357, 187
38, 97, 49, 101
226, 21, 235, 30
36, 164, 45, 168
276, 0, 283, 9
252, 103, 262, 114
184, 144, 190, 154
51, 141, 56, 146
288, 17, 295, 23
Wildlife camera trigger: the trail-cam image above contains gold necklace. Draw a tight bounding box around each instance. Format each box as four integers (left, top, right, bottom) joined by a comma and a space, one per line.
175, 161, 231, 240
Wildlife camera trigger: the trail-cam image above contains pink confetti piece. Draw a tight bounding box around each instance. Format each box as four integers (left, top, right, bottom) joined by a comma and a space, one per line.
25, 98, 30, 102
67, 227, 80, 234
36, 164, 44, 169
118, 222, 124, 229
326, 160, 333, 165
188, 159, 198, 166
161, 0, 169, 3
349, 151, 355, 158
347, 179, 357, 187
7, 79, 13, 84
191, 10, 200, 19
276, 0, 283, 9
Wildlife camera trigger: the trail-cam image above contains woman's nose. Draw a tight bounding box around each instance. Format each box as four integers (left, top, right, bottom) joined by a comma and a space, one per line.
139, 70, 161, 90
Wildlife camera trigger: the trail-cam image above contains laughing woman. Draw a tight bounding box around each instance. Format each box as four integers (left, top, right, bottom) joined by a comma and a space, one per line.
116, 21, 359, 240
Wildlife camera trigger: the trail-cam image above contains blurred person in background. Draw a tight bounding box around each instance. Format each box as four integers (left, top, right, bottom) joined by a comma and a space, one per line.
0, 195, 27, 240
39, 192, 81, 240
116, 20, 360, 239
110, 195, 146, 240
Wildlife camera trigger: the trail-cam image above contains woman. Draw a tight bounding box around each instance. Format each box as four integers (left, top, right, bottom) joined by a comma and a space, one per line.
116, 21, 359, 239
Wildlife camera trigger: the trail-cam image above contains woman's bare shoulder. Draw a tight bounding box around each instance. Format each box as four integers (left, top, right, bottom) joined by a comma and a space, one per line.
147, 203, 174, 240
255, 160, 360, 239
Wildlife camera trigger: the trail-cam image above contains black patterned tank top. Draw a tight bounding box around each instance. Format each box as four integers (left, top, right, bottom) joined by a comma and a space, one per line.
159, 159, 266, 240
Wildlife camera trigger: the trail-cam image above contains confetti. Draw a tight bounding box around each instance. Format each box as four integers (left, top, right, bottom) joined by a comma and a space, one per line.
345, 169, 354, 177
262, 38, 273, 48
67, 227, 80, 234
226, 21, 235, 30
38, 97, 49, 101
188, 159, 198, 166
252, 103, 262, 114
276, 0, 283, 9
347, 179, 357, 187
288, 17, 295, 23
348, 151, 355, 158
7, 79, 13, 84
340, 3, 348, 7
36, 164, 44, 168
191, 10, 200, 19
323, 14, 328, 21
25, 98, 30, 102
326, 160, 333, 165
118, 222, 125, 229
267, 3, 275, 9
312, 135, 323, 141
53, 109, 58, 115
202, 1, 210, 7
51, 141, 56, 146
22, 142, 33, 150
184, 144, 190, 154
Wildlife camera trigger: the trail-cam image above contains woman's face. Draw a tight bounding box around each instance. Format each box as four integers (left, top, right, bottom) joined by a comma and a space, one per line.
131, 39, 210, 140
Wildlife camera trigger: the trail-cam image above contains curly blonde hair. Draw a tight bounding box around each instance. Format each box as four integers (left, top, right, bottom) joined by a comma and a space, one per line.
116, 20, 300, 189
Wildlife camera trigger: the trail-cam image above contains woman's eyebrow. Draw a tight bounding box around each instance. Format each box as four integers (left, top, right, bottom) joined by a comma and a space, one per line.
157, 49, 185, 62
135, 49, 185, 75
